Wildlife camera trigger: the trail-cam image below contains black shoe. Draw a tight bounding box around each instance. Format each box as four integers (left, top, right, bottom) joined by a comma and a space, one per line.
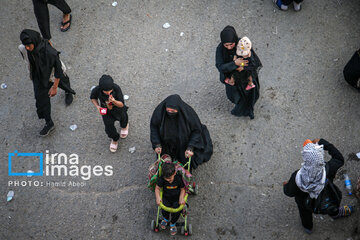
249, 114, 254, 119
65, 93, 73, 106
40, 122, 55, 137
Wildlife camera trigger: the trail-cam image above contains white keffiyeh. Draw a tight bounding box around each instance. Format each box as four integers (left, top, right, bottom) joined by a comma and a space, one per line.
295, 143, 326, 199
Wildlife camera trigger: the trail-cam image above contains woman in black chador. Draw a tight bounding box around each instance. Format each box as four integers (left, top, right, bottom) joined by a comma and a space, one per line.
20, 29, 75, 136
150, 95, 213, 170
230, 40, 262, 119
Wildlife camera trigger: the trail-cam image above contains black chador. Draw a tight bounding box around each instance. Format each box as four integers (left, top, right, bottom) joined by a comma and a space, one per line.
150, 95, 213, 170
20, 29, 75, 136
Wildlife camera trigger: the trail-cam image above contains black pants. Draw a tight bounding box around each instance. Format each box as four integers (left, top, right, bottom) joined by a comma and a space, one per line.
282, 0, 303, 5
32, 75, 73, 122
162, 198, 181, 224
102, 109, 128, 141
297, 204, 339, 230
32, 0, 71, 39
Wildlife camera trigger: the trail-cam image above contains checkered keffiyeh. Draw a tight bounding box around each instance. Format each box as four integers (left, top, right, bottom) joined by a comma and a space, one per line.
295, 143, 326, 199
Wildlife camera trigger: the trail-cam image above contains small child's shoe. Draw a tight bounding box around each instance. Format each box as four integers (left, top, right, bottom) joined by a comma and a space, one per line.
245, 84, 255, 91
170, 224, 177, 236
273, 0, 288, 10
160, 219, 168, 230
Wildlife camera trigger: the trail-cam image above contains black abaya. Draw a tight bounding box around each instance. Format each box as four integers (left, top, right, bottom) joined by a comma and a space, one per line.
150, 95, 213, 169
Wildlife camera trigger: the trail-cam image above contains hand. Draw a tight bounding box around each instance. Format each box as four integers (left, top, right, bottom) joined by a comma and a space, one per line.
234, 58, 249, 67
283, 181, 288, 186
108, 94, 115, 103
236, 66, 244, 72
48, 86, 57, 97
185, 150, 194, 158
179, 198, 185, 205
155, 147, 162, 154
156, 198, 161, 206
312, 139, 320, 144
96, 105, 101, 114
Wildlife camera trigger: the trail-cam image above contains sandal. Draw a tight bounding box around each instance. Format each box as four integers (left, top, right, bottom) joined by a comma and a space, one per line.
170, 224, 177, 236
61, 14, 72, 32
160, 219, 168, 230
120, 124, 129, 139
109, 140, 118, 152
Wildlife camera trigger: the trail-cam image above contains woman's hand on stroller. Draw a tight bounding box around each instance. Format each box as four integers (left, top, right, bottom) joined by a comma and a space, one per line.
156, 198, 162, 206
185, 150, 194, 158
155, 147, 162, 154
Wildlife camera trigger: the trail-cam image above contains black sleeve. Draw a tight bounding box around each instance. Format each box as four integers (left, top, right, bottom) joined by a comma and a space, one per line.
54, 55, 64, 79
90, 86, 100, 100
319, 139, 344, 180
150, 111, 162, 149
113, 84, 124, 103
215, 44, 238, 77
283, 171, 298, 197
157, 177, 164, 187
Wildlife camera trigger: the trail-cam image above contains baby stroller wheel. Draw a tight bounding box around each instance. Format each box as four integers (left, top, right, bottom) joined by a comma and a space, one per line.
188, 224, 192, 235
151, 220, 156, 231
193, 182, 198, 195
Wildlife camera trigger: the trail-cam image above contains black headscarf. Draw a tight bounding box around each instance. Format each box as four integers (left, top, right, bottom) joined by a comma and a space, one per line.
99, 74, 114, 91
220, 26, 239, 62
20, 29, 60, 88
150, 95, 213, 169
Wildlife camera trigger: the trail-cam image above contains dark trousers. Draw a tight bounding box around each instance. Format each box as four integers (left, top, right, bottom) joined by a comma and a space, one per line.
32, 0, 71, 39
102, 110, 128, 141
282, 0, 303, 5
32, 76, 73, 122
297, 204, 339, 230
162, 198, 181, 224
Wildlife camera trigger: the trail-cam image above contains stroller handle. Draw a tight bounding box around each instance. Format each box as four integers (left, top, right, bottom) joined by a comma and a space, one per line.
159, 194, 189, 213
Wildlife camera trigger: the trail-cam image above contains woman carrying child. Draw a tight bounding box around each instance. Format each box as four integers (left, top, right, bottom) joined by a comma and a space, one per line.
150, 94, 213, 170
228, 36, 262, 119
215, 25, 249, 104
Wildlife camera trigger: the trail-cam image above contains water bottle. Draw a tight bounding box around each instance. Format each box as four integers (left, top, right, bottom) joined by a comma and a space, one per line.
7, 191, 14, 202
344, 174, 353, 195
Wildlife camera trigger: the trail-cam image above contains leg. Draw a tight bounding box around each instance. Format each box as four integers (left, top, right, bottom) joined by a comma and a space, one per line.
33, 81, 55, 136
169, 201, 181, 224
47, 0, 71, 14
297, 204, 313, 231
57, 74, 75, 105
32, 0, 51, 39
119, 107, 129, 129
102, 114, 120, 141
47, 0, 72, 31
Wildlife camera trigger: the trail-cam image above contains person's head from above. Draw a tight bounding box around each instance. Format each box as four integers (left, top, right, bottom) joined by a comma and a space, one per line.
301, 139, 325, 167
165, 95, 181, 117
20, 29, 42, 52
99, 75, 114, 95
162, 162, 176, 183
236, 36, 252, 58
220, 25, 238, 50
296, 139, 326, 198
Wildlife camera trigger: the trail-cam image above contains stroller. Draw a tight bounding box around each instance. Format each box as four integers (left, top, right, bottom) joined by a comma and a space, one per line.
148, 154, 196, 236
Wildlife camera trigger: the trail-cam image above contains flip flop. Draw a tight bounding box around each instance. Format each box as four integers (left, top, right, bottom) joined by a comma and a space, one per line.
110, 140, 118, 152
120, 124, 129, 139
61, 14, 72, 32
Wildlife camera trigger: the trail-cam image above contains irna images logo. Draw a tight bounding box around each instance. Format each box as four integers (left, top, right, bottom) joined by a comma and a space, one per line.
8, 150, 113, 180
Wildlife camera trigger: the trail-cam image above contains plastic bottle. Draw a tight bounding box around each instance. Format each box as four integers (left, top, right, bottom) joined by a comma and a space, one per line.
344, 174, 353, 195
7, 191, 14, 202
